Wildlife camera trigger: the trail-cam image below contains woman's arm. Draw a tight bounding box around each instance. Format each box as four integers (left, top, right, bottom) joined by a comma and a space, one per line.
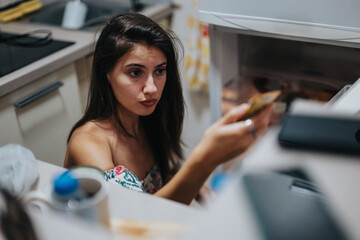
155, 103, 273, 204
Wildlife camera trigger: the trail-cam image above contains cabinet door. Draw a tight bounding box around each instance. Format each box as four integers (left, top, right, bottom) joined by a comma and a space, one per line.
0, 63, 82, 167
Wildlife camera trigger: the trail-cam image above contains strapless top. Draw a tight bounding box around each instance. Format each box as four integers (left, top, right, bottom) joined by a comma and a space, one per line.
104, 163, 163, 194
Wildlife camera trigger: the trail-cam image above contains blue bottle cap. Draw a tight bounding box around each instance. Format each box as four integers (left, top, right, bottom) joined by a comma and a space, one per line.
53, 171, 79, 196
211, 172, 231, 192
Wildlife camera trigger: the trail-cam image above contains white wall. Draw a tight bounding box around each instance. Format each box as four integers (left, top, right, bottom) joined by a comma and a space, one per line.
171, 0, 211, 159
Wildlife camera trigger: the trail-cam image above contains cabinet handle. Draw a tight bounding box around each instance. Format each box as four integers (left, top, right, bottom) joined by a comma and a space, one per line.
13, 81, 64, 108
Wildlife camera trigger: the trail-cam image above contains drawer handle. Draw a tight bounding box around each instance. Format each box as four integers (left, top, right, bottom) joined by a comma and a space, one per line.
13, 81, 64, 108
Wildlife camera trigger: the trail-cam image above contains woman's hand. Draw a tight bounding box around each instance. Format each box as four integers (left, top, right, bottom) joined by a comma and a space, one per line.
194, 103, 274, 169
155, 103, 273, 205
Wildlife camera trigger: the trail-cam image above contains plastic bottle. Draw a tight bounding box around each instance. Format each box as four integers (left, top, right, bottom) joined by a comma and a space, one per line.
52, 171, 86, 210
61, 0, 88, 29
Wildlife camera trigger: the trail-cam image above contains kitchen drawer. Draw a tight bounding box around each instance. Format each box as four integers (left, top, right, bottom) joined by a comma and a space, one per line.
0, 63, 82, 166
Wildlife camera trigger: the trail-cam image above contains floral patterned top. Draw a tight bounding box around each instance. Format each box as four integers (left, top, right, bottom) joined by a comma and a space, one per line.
104, 163, 163, 194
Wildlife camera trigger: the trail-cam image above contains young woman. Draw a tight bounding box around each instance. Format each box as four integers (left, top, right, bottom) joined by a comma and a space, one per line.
64, 13, 273, 205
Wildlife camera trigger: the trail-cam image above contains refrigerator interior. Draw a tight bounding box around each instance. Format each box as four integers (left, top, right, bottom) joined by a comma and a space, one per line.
221, 33, 360, 117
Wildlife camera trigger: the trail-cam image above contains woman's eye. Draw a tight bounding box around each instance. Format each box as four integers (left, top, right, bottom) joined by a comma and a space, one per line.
129, 70, 142, 77
155, 68, 166, 75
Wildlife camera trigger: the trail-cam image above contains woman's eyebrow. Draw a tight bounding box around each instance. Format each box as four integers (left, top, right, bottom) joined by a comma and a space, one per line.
156, 62, 167, 67
125, 62, 167, 68
125, 63, 145, 68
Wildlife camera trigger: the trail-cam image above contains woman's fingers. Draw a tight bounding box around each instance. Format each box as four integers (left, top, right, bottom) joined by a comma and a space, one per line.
251, 103, 274, 135
220, 103, 273, 135
222, 103, 274, 148
218, 104, 250, 125
201, 103, 275, 166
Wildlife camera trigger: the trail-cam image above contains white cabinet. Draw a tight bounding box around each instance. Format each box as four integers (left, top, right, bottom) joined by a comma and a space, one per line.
0, 63, 83, 166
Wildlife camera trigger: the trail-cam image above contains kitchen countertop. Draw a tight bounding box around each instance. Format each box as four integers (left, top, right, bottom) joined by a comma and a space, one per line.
35, 160, 200, 223
31, 160, 200, 240
0, 3, 174, 98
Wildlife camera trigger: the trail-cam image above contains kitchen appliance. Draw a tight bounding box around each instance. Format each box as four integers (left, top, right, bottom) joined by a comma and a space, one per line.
0, 30, 74, 78
198, 0, 360, 122
220, 33, 360, 117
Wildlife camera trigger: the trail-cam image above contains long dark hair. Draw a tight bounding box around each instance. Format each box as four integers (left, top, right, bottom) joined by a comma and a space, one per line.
67, 13, 185, 179
0, 188, 38, 240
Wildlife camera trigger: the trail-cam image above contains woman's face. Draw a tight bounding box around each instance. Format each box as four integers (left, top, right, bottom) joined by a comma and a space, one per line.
107, 44, 167, 118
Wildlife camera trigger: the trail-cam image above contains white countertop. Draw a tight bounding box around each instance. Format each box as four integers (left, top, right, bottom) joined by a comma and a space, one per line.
35, 160, 200, 223
31, 160, 200, 240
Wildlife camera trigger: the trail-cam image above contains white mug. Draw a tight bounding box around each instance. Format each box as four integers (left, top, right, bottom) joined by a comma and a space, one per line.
23, 166, 110, 227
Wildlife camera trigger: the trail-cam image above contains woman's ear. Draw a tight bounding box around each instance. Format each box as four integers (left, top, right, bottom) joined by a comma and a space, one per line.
106, 73, 111, 84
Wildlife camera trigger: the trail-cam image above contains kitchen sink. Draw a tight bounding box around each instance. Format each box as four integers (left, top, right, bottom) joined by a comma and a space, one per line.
29, 0, 145, 30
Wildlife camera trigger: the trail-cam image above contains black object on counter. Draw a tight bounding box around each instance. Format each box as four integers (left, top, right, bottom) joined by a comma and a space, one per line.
243, 169, 349, 240
0, 31, 74, 78
278, 113, 360, 155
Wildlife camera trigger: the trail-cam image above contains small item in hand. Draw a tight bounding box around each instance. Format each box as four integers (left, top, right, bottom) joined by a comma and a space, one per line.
240, 90, 281, 120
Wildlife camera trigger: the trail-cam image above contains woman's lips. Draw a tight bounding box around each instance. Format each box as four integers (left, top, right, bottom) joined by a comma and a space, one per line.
141, 99, 157, 107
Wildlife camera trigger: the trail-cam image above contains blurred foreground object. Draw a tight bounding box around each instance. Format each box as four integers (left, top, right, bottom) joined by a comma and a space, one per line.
23, 166, 110, 227
0, 188, 38, 240
278, 114, 360, 156
326, 77, 360, 115
0, 144, 39, 198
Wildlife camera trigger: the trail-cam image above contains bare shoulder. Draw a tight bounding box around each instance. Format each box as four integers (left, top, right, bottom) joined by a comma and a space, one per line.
70, 121, 108, 148
64, 121, 114, 170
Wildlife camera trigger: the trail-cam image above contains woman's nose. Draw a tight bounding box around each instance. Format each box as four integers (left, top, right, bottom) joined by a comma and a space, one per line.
143, 75, 157, 94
